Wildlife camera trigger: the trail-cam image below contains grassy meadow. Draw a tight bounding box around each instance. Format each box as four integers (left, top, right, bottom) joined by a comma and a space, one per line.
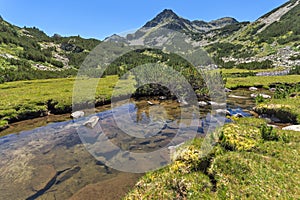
124, 118, 300, 199
225, 75, 300, 89
0, 75, 136, 130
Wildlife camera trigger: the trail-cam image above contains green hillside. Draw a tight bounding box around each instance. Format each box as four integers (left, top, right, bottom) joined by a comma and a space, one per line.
0, 16, 101, 83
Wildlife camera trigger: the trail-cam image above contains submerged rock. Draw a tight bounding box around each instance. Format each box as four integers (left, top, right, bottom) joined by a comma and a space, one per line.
147, 101, 155, 105
83, 116, 99, 129
178, 99, 188, 106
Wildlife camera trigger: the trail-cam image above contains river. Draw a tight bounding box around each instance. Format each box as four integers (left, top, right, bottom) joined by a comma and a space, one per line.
0, 89, 256, 200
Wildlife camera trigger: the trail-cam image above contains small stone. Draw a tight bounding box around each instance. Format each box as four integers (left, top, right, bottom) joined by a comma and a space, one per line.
249, 87, 258, 91
71, 111, 84, 119
198, 101, 208, 106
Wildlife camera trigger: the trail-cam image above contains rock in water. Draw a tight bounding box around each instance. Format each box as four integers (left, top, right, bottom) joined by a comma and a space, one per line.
147, 101, 154, 105
282, 125, 300, 132
224, 88, 232, 92
208, 101, 226, 107
250, 93, 271, 99
249, 87, 258, 91
215, 109, 231, 116
198, 101, 208, 106
71, 111, 84, 119
178, 99, 188, 106
228, 95, 248, 99
233, 113, 244, 118
83, 116, 99, 129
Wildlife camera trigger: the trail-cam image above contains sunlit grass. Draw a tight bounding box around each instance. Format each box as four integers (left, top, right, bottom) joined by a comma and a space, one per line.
226, 75, 300, 89
124, 117, 300, 199
0, 75, 136, 128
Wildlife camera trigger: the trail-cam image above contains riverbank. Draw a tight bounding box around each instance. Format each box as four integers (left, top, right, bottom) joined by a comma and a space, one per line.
1, 75, 300, 135
225, 74, 300, 89
124, 117, 300, 199
0, 75, 136, 132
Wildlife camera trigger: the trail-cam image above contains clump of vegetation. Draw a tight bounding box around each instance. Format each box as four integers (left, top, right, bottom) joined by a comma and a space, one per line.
260, 124, 279, 141
219, 123, 261, 151
125, 118, 300, 199
225, 75, 300, 89
289, 65, 300, 75
236, 60, 273, 70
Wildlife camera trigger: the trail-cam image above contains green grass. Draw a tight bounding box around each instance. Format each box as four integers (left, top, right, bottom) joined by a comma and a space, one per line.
124, 117, 300, 199
255, 97, 300, 124
220, 67, 285, 75
0, 75, 136, 130
226, 75, 300, 89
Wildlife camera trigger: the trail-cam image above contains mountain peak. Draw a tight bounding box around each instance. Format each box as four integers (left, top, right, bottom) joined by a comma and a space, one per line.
159, 9, 178, 18
144, 9, 180, 28
209, 17, 239, 27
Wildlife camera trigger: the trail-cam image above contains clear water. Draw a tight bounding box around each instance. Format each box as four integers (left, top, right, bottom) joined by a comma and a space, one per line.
0, 92, 256, 199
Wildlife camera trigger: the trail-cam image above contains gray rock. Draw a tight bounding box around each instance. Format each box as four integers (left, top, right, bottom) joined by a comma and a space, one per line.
147, 101, 155, 105
224, 88, 232, 92
215, 109, 231, 116
208, 101, 226, 107
233, 113, 244, 118
83, 116, 99, 129
71, 111, 84, 119
250, 93, 271, 99
282, 125, 300, 132
198, 101, 208, 106
249, 87, 258, 91
228, 94, 248, 99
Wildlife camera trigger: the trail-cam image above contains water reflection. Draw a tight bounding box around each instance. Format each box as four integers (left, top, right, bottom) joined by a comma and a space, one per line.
0, 94, 254, 199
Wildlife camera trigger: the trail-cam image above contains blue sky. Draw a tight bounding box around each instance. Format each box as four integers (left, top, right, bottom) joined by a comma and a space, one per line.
0, 0, 288, 40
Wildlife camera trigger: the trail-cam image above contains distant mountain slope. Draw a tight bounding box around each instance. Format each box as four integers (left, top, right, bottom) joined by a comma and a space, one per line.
205, 0, 300, 68
122, 9, 244, 45
0, 16, 101, 83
